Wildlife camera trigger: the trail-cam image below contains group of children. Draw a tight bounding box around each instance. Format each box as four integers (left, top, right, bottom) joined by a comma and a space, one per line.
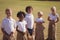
1, 6, 59, 40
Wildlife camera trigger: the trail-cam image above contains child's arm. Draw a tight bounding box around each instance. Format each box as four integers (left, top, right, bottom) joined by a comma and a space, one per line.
48, 16, 51, 21
1, 27, 9, 35
26, 24, 28, 31
26, 24, 28, 34
10, 22, 17, 37
1, 28, 5, 33
33, 24, 35, 34
35, 21, 44, 23
1, 21, 6, 34
48, 16, 56, 24
34, 21, 37, 23
39, 22, 45, 24
55, 17, 59, 23
16, 26, 18, 31
9, 31, 15, 37
34, 20, 41, 23
42, 20, 45, 23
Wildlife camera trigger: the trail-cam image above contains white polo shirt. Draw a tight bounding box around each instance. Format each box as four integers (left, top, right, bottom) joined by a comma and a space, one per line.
48, 13, 59, 21
35, 17, 44, 23
17, 20, 27, 32
25, 13, 34, 29
1, 17, 16, 35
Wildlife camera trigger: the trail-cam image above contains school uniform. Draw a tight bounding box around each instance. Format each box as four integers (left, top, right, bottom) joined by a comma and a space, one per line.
16, 20, 27, 40
25, 13, 34, 36
35, 17, 45, 40
1, 17, 16, 40
47, 13, 59, 40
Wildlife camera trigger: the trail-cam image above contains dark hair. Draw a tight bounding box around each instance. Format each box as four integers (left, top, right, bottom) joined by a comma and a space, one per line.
17, 11, 26, 18
25, 6, 33, 12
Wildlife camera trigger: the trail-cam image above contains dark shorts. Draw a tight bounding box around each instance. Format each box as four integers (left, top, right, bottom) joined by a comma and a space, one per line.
27, 28, 33, 36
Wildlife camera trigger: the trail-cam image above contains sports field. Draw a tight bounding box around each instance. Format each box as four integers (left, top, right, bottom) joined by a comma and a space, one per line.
0, 0, 60, 40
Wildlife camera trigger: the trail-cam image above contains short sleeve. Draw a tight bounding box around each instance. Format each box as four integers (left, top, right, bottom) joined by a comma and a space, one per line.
16, 21, 19, 27
25, 16, 28, 22
1, 20, 5, 28
56, 13, 59, 18
35, 18, 38, 22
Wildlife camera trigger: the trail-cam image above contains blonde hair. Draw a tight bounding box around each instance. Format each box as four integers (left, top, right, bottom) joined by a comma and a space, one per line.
51, 6, 56, 11
38, 11, 43, 15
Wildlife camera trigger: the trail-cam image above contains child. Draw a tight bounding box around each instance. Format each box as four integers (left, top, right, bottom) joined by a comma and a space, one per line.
47, 6, 59, 40
1, 8, 16, 40
25, 6, 34, 40
16, 11, 27, 40
35, 11, 45, 40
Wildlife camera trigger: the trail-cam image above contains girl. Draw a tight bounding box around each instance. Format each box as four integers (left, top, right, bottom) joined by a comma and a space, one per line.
47, 6, 59, 40
35, 11, 45, 40
16, 11, 27, 40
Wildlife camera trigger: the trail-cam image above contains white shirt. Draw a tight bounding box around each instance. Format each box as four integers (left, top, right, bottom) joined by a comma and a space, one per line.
17, 20, 27, 32
35, 17, 44, 23
48, 13, 59, 21
1, 17, 16, 35
25, 13, 34, 29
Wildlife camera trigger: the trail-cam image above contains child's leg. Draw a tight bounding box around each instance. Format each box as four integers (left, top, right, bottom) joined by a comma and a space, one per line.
24, 34, 27, 40
9, 34, 15, 40
27, 28, 34, 40
33, 28, 35, 40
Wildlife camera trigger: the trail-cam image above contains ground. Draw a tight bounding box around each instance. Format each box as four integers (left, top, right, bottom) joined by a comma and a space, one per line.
0, 0, 60, 40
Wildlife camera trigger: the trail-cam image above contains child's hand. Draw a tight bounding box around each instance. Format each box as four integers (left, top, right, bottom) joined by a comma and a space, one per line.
22, 32, 26, 35
10, 32, 14, 37
43, 21, 45, 23
9, 32, 15, 40
50, 20, 55, 24
39, 22, 42, 24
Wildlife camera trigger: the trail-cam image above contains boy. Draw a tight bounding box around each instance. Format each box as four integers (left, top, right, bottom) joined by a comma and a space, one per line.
16, 11, 27, 40
35, 11, 45, 40
1, 8, 16, 40
47, 6, 59, 40
25, 6, 34, 40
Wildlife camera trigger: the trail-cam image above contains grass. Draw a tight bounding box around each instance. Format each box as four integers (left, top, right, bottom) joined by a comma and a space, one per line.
0, 0, 60, 40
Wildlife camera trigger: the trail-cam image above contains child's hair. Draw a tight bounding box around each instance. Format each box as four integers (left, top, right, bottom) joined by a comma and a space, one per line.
51, 6, 56, 11
38, 11, 43, 15
5, 8, 11, 12
17, 11, 26, 18
25, 6, 33, 12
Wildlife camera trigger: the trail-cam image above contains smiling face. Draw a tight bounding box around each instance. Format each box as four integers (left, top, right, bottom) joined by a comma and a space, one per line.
5, 8, 12, 17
